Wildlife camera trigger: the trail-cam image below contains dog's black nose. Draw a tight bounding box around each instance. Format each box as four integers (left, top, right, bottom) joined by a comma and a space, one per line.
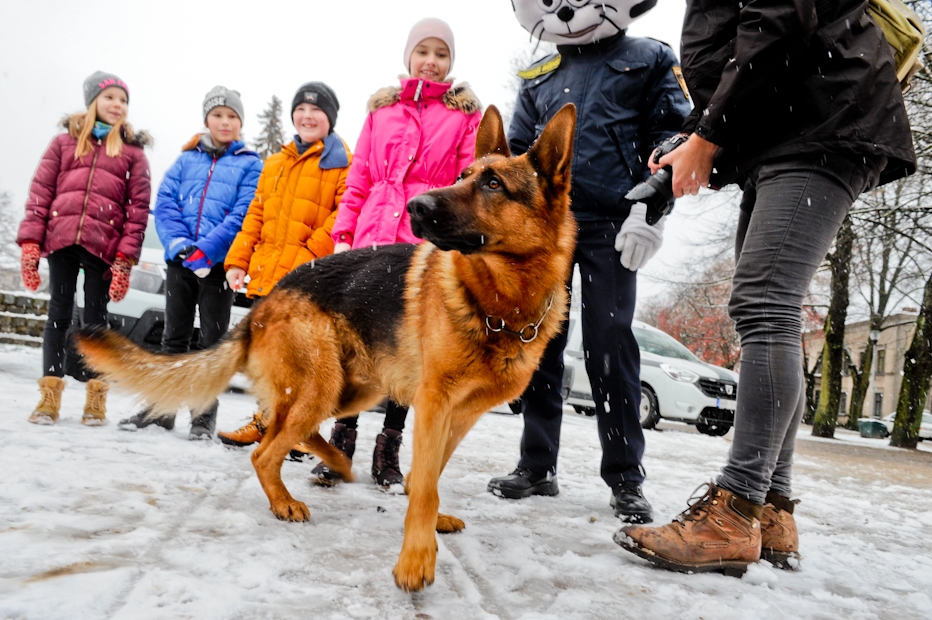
407, 195, 438, 219
557, 6, 575, 22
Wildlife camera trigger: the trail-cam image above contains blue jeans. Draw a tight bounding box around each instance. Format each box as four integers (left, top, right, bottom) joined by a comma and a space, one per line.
718, 154, 878, 504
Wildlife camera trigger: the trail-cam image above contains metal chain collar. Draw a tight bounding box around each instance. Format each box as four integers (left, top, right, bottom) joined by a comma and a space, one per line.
485, 295, 555, 344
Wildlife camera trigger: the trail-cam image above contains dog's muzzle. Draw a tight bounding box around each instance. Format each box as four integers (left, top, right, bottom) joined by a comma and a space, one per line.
407, 194, 486, 253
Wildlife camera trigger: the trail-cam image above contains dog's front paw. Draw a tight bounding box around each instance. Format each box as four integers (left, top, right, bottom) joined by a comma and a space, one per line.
436, 513, 465, 533
393, 546, 436, 592
270, 499, 310, 522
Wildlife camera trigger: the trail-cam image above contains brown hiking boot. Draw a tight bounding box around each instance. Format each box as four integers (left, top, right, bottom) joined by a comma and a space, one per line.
218, 412, 266, 446
312, 423, 356, 486
614, 482, 763, 577
371, 428, 404, 490
28, 376, 66, 425
81, 379, 109, 426
219, 411, 314, 461
761, 491, 800, 570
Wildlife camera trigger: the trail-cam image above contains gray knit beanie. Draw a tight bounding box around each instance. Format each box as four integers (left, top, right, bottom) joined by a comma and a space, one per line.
203, 86, 245, 125
291, 82, 340, 133
83, 70, 130, 107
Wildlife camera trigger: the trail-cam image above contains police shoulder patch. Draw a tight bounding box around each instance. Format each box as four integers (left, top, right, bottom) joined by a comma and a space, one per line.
672, 66, 690, 99
518, 54, 562, 80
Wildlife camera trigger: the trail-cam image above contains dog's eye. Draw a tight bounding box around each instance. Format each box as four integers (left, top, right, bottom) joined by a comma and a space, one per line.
487, 177, 502, 190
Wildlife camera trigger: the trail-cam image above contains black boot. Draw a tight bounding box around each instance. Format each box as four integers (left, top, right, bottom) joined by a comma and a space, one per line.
610, 482, 653, 524
189, 401, 218, 440
487, 467, 559, 499
118, 406, 175, 431
311, 423, 357, 486
371, 428, 404, 490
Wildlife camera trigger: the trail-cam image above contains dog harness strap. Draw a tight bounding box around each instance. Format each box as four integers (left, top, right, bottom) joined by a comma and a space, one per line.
485, 294, 555, 343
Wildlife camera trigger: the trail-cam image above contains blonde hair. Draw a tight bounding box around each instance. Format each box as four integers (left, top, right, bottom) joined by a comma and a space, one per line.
67, 102, 137, 159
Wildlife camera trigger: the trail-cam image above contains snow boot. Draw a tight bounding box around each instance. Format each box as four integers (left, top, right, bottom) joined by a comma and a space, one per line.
487, 467, 559, 499
312, 423, 356, 486
371, 428, 404, 490
218, 410, 314, 460
610, 482, 654, 524
218, 411, 266, 446
81, 379, 109, 426
28, 376, 65, 425
118, 406, 175, 431
615, 482, 762, 577
761, 491, 801, 569
189, 401, 218, 440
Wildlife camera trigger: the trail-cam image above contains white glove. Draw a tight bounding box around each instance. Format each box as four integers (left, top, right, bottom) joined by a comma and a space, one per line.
615, 203, 665, 271
194, 267, 211, 278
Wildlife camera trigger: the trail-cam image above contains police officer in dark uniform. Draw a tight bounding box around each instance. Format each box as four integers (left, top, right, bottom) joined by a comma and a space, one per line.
489, 0, 690, 523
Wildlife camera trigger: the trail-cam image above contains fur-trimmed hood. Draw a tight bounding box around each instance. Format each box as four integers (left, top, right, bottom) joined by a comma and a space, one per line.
59, 116, 153, 148
367, 79, 481, 114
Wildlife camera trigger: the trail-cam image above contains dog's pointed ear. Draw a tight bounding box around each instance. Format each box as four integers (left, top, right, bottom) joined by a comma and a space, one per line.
475, 105, 511, 159
527, 104, 576, 194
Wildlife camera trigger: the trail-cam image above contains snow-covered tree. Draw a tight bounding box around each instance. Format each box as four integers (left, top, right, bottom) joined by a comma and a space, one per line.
252, 96, 285, 161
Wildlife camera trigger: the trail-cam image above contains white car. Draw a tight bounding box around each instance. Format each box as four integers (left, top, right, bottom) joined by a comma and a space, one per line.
76, 216, 250, 352
562, 311, 739, 436
879, 411, 932, 440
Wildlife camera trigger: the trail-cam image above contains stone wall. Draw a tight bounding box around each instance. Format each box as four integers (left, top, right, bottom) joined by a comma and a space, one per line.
0, 290, 48, 347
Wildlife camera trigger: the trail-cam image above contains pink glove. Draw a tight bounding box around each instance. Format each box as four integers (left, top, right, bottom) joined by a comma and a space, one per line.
109, 255, 133, 302
20, 242, 41, 291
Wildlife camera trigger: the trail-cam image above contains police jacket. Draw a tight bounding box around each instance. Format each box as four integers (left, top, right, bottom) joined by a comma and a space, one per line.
509, 32, 690, 219
681, 0, 916, 187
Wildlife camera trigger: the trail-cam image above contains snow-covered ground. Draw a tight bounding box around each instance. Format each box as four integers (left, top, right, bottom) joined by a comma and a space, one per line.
2, 344, 931, 620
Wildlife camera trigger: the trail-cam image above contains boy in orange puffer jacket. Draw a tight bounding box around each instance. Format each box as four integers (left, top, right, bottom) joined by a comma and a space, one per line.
218, 81, 351, 454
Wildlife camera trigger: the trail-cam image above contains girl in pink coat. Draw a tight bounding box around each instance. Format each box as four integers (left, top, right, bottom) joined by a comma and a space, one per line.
317, 17, 481, 490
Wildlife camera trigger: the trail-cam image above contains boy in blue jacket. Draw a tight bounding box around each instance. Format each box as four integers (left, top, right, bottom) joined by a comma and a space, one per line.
119, 86, 262, 439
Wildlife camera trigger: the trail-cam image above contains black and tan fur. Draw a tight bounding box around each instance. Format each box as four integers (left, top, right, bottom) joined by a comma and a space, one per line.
75, 104, 578, 591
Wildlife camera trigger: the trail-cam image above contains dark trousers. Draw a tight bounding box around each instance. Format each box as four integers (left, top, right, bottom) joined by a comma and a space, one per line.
517, 219, 646, 487
339, 400, 408, 432
43, 245, 110, 378
718, 154, 876, 504
162, 261, 233, 354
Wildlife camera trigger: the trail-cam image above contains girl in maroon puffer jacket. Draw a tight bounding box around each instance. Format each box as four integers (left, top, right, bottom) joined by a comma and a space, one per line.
16, 70, 152, 426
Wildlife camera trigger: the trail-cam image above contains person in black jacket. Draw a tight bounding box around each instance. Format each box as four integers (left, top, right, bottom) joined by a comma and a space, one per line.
487, 0, 690, 524
617, 0, 916, 574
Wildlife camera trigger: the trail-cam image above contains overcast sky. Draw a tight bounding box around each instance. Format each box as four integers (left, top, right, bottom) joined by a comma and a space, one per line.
0, 0, 693, 300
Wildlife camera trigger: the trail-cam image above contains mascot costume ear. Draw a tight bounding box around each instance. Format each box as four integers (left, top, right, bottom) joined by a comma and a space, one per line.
512, 0, 657, 45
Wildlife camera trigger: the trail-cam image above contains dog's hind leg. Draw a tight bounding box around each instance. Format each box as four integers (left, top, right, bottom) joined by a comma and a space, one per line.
302, 432, 354, 482
252, 398, 322, 522
393, 389, 451, 592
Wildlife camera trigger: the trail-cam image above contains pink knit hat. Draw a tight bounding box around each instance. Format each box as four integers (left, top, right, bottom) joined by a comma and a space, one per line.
403, 17, 455, 74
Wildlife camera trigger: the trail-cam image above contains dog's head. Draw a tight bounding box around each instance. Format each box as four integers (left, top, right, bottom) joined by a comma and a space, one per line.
408, 103, 576, 257
512, 0, 657, 45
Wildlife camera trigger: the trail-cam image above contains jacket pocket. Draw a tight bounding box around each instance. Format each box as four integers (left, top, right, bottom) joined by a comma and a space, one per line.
604, 60, 651, 109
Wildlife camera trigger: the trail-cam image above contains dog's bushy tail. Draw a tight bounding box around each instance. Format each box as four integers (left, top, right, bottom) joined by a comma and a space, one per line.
73, 322, 250, 415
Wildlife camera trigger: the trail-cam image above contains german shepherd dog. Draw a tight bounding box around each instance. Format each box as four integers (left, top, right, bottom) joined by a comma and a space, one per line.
74, 103, 577, 591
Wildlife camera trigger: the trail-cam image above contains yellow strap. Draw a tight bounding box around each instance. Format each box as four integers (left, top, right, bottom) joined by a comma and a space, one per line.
518, 55, 562, 80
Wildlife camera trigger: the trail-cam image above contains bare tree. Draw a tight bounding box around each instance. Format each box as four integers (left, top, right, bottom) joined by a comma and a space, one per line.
889, 4, 932, 448
812, 216, 855, 437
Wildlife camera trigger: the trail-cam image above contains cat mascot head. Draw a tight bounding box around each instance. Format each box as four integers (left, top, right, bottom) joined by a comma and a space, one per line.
512, 0, 658, 44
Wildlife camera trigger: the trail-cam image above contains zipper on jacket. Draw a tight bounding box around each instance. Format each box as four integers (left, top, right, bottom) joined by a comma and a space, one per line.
194, 158, 218, 240
74, 144, 101, 246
